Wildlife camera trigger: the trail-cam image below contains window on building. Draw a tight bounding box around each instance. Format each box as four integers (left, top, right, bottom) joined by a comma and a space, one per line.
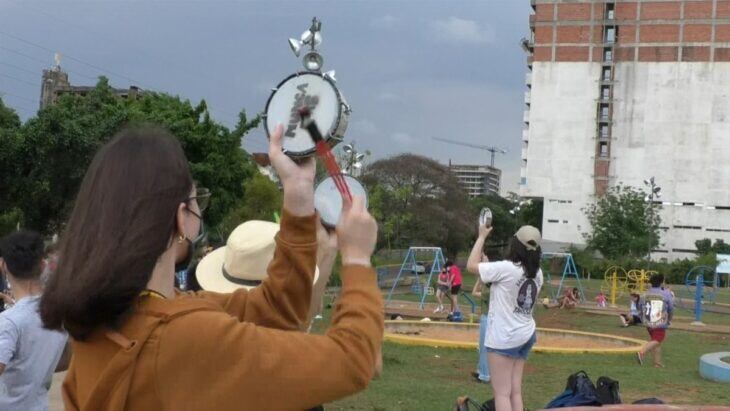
605, 27, 616, 43
601, 86, 611, 100
600, 104, 610, 120
602, 67, 612, 81
603, 48, 613, 62
606, 3, 615, 20
599, 142, 609, 157
547, 219, 559, 223
600, 124, 609, 138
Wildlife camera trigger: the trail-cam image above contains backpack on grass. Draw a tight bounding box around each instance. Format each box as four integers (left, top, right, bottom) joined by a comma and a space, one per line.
595, 376, 621, 405
545, 370, 601, 408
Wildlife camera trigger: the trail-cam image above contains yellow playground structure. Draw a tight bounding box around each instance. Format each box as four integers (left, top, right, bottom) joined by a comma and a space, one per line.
600, 266, 657, 307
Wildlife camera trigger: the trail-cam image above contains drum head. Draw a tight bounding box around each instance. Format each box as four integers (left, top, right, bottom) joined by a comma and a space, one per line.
265, 72, 342, 157
314, 175, 368, 227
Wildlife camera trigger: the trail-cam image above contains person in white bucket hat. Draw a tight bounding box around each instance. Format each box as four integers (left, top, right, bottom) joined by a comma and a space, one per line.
196, 220, 320, 294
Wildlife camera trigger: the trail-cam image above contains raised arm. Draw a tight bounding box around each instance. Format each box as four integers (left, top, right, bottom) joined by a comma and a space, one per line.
158, 195, 383, 409
467, 224, 492, 274
192, 124, 318, 330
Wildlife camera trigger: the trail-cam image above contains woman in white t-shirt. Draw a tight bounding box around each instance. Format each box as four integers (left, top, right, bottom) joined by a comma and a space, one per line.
467, 224, 543, 411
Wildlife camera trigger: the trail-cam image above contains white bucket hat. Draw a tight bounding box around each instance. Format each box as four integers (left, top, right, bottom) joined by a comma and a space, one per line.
196, 220, 319, 293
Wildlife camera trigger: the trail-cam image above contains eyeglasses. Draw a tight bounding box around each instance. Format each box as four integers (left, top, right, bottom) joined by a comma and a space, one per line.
186, 187, 211, 219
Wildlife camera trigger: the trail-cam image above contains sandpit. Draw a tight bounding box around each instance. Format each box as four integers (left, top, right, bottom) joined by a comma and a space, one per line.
384, 321, 644, 354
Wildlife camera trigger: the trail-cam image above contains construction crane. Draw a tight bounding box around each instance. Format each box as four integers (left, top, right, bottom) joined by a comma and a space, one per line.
432, 137, 507, 167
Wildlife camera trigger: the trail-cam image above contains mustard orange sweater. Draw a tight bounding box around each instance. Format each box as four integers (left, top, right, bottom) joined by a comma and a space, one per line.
62, 211, 384, 411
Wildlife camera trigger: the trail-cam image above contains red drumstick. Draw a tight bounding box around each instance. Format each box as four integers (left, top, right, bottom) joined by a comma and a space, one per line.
298, 107, 353, 203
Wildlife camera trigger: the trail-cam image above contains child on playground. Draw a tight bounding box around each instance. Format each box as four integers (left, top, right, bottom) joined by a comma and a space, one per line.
558, 287, 580, 309
434, 267, 450, 313
619, 293, 642, 327
637, 274, 674, 368
595, 291, 607, 308
446, 260, 462, 315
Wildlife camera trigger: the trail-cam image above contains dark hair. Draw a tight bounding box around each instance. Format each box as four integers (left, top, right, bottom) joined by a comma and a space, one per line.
649, 273, 664, 288
505, 236, 541, 279
630, 293, 640, 301
445, 260, 453, 268
0, 230, 45, 280
40, 127, 193, 340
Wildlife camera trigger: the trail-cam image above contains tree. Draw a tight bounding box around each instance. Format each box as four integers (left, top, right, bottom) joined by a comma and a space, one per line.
0, 78, 260, 235
696, 238, 730, 255
0, 98, 23, 236
583, 184, 661, 260
361, 154, 473, 257
218, 173, 282, 240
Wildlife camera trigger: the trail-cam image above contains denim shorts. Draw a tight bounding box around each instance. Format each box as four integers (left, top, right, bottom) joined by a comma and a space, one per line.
486, 332, 537, 360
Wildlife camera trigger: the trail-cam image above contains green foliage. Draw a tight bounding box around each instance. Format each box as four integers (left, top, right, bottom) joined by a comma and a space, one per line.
0, 208, 24, 237
0, 78, 261, 235
219, 173, 282, 238
362, 154, 472, 257
696, 238, 730, 255
583, 184, 661, 260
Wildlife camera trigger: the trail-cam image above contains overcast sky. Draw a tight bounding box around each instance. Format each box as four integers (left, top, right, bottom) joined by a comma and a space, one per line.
0, 0, 531, 194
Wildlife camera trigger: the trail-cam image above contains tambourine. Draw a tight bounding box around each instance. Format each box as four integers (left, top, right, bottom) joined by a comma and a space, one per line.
264, 72, 350, 158
479, 207, 492, 228
314, 174, 368, 227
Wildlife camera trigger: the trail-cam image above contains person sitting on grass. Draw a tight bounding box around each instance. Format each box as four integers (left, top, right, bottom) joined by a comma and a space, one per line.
558, 287, 580, 309
636, 274, 673, 368
434, 267, 450, 314
619, 293, 642, 327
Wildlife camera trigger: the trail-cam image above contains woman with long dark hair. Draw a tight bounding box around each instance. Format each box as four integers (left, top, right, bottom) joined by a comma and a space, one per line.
40, 125, 382, 410
467, 225, 543, 411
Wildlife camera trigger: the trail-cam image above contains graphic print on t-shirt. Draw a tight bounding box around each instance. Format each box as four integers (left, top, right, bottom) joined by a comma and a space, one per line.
514, 277, 538, 315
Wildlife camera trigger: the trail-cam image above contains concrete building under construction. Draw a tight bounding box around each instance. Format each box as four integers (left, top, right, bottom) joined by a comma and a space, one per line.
521, 0, 730, 260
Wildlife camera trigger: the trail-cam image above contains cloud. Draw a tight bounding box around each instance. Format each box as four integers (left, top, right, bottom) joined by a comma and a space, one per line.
370, 14, 399, 29
391, 132, 414, 145
377, 91, 400, 102
351, 119, 380, 136
431, 17, 495, 44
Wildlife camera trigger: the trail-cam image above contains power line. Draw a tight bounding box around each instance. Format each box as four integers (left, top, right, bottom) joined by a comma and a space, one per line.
0, 30, 151, 89
0, 61, 39, 78
0, 45, 98, 82
0, 72, 37, 88
0, 89, 37, 104
1, 4, 254, 125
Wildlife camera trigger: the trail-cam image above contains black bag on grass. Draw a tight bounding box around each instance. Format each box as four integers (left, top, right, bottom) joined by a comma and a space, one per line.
545, 370, 601, 408
596, 376, 621, 404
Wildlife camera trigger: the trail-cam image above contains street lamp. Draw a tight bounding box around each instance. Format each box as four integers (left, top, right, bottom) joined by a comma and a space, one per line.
341, 142, 369, 177
644, 177, 661, 263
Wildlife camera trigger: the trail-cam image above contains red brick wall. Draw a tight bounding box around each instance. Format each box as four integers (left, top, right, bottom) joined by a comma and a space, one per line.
595, 160, 610, 178
715, 48, 730, 61
718, 1, 730, 19
716, 25, 730, 42
535, 4, 555, 22
556, 26, 591, 43
683, 24, 712, 42
557, 3, 591, 21
616, 3, 638, 20
619, 25, 638, 43
555, 46, 590, 61
533, 46, 553, 62
640, 24, 680, 42
615, 47, 636, 61
535, 26, 554, 44
527, 1, 730, 63
682, 46, 711, 61
638, 46, 679, 61
684, 1, 713, 19
640, 2, 681, 20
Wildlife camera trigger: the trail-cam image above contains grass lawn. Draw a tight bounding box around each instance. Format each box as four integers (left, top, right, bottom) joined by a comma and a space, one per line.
312, 294, 730, 410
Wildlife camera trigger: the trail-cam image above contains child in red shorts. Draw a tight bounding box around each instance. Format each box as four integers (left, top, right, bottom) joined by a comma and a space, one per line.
637, 273, 673, 368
